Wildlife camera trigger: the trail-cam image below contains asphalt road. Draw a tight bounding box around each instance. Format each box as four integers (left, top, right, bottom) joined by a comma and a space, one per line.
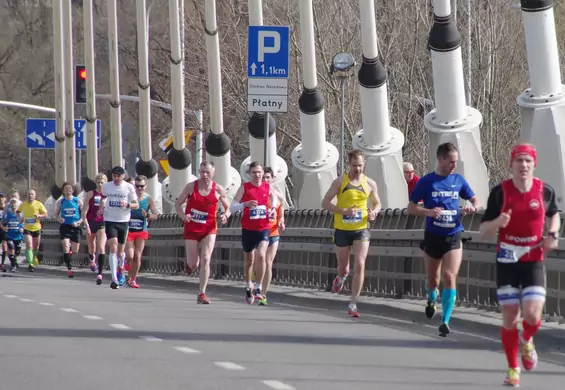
0, 272, 563, 390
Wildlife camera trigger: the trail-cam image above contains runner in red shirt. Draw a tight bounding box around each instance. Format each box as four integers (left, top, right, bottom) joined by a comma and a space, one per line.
230, 161, 275, 304
175, 161, 231, 304
480, 143, 560, 387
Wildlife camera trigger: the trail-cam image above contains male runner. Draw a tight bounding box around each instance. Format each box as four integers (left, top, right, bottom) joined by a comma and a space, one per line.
321, 149, 381, 317
125, 175, 159, 288
230, 162, 275, 304
176, 161, 230, 303
479, 143, 560, 387
99, 166, 138, 289
55, 182, 84, 278
408, 142, 480, 336
83, 173, 108, 284
17, 189, 48, 272
0, 198, 23, 272
257, 167, 285, 306
0, 193, 8, 270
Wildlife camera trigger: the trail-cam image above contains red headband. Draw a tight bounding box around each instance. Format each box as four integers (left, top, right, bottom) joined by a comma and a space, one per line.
510, 144, 537, 167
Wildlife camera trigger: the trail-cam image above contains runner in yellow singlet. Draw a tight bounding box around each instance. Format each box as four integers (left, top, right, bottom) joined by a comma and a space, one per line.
322, 149, 381, 318
17, 189, 48, 272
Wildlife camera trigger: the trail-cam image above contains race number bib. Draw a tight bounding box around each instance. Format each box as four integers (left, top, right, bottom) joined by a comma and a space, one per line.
129, 219, 144, 229
93, 196, 101, 206
108, 200, 121, 208
63, 208, 75, 217
343, 209, 362, 224
433, 210, 457, 228
249, 205, 267, 220
190, 209, 208, 224
25, 217, 36, 224
496, 242, 532, 264
8, 221, 19, 230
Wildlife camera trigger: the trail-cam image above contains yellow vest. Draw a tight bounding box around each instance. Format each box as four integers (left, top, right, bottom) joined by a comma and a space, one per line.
333, 174, 369, 231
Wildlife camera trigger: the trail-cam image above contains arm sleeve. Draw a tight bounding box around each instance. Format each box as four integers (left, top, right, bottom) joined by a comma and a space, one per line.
544, 183, 561, 217
481, 185, 503, 222
459, 176, 476, 200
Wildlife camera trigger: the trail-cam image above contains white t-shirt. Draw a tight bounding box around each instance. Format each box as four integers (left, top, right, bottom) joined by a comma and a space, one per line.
102, 181, 138, 223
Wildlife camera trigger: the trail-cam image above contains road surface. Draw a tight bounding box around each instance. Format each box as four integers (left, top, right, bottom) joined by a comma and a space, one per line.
0, 271, 563, 390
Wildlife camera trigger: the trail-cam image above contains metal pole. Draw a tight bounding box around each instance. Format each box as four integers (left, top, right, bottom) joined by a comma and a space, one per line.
84, 0, 99, 181
466, 0, 472, 105
77, 149, 82, 184
28, 149, 31, 191
263, 113, 269, 166
53, 0, 67, 188
63, 0, 76, 186
339, 76, 345, 176
107, 0, 123, 167
195, 109, 203, 172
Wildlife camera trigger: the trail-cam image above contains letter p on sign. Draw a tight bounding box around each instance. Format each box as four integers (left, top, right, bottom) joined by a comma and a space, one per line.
258, 31, 280, 62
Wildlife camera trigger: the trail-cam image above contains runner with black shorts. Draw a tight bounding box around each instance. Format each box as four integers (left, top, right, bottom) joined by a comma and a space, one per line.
100, 166, 138, 289
17, 189, 48, 272
0, 193, 8, 270
479, 143, 560, 387
1, 198, 23, 273
322, 149, 381, 317
408, 142, 480, 336
55, 182, 84, 278
82, 172, 108, 279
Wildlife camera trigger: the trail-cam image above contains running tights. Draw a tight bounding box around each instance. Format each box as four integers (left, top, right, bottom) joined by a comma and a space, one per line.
97, 253, 106, 275
63, 252, 72, 270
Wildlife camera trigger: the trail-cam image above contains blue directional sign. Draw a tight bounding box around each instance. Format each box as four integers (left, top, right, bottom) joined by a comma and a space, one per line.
26, 118, 101, 150
247, 26, 290, 79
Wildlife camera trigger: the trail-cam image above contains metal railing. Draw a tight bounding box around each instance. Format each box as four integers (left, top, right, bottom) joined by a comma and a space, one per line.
37, 209, 565, 323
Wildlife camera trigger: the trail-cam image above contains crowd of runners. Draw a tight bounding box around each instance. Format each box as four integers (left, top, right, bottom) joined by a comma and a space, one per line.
0, 141, 558, 387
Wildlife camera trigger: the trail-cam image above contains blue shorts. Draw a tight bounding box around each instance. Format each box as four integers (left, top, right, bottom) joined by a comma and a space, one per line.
241, 229, 269, 253
268, 235, 280, 247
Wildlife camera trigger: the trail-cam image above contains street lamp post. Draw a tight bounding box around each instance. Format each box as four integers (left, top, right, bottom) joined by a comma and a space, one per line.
330, 52, 356, 176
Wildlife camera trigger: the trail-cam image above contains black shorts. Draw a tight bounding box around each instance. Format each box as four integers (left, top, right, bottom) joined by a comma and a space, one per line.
23, 229, 41, 238
496, 261, 545, 290
420, 230, 462, 259
241, 229, 269, 253
88, 220, 105, 234
7, 239, 22, 253
0, 231, 5, 242
105, 221, 129, 245
333, 229, 370, 247
59, 224, 82, 243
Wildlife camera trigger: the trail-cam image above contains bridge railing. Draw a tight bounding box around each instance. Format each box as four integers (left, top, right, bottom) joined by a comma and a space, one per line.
37, 209, 565, 323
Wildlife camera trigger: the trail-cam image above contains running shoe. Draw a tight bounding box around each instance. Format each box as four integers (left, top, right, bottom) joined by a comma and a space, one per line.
68, 270, 74, 278
110, 281, 119, 289
348, 304, 360, 318
425, 301, 436, 319
245, 287, 255, 304
521, 336, 538, 371
28, 264, 34, 273
258, 297, 268, 306
89, 259, 97, 272
332, 275, 345, 293
127, 279, 140, 289
438, 322, 450, 337
197, 293, 210, 304
117, 267, 126, 286
503, 367, 520, 387
253, 288, 264, 301
96, 275, 102, 285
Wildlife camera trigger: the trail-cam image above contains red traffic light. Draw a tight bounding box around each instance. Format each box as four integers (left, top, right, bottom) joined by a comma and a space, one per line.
79, 69, 87, 79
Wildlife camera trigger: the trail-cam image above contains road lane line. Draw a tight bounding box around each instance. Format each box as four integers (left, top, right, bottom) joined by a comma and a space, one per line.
173, 346, 201, 354
140, 336, 163, 342
83, 315, 103, 320
213, 362, 245, 370
110, 324, 131, 330
39, 302, 54, 306
20, 298, 35, 302
262, 380, 296, 390
4, 295, 18, 298
60, 308, 79, 313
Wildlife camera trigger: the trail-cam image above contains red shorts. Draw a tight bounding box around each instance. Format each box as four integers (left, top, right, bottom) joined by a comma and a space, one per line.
183, 228, 217, 242
127, 231, 149, 242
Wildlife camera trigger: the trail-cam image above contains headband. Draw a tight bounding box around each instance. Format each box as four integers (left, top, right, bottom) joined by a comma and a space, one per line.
510, 144, 537, 167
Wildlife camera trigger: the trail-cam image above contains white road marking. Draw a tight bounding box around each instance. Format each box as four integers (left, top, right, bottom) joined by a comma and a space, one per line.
262, 380, 296, 390
39, 302, 54, 306
140, 336, 162, 342
213, 362, 245, 370
83, 315, 103, 320
173, 346, 201, 354
109, 324, 131, 330
60, 308, 79, 313
19, 298, 35, 302
550, 351, 565, 357
4, 295, 18, 298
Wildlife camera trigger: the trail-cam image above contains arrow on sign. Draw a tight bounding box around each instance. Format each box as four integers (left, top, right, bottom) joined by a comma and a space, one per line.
27, 132, 44, 145
250, 63, 257, 75
46, 133, 55, 143
79, 122, 87, 146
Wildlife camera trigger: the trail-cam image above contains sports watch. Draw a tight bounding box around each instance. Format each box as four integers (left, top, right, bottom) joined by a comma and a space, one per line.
548, 231, 559, 239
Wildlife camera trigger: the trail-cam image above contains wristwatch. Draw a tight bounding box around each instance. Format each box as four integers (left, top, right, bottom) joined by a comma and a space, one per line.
548, 231, 559, 239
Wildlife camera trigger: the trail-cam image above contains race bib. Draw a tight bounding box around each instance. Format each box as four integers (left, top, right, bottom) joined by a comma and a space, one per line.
496, 242, 532, 264
249, 205, 267, 220
8, 221, 18, 230
25, 217, 36, 224
63, 208, 75, 217
343, 209, 362, 224
108, 200, 121, 208
190, 209, 208, 224
129, 219, 144, 229
433, 210, 457, 228
93, 196, 101, 206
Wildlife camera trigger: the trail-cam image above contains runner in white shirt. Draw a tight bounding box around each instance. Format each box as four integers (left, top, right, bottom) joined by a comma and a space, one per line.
98, 166, 138, 289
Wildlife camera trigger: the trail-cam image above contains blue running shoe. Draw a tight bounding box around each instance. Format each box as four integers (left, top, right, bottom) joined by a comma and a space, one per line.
117, 267, 126, 286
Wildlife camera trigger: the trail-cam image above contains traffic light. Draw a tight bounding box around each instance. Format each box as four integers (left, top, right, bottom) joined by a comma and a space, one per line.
75, 64, 87, 104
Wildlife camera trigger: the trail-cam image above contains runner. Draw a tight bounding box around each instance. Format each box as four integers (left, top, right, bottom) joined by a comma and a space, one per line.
175, 161, 230, 303
0, 193, 8, 271
125, 175, 160, 288
479, 143, 560, 387
0, 198, 23, 273
321, 149, 381, 317
257, 167, 285, 306
55, 182, 84, 278
407, 142, 480, 336
230, 161, 275, 304
17, 189, 48, 272
82, 173, 108, 284
99, 166, 139, 289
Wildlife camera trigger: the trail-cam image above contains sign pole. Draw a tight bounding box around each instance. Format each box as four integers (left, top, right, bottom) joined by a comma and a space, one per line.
263, 112, 269, 166
27, 149, 31, 191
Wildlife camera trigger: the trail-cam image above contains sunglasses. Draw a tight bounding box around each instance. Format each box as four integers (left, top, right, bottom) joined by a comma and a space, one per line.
135, 184, 146, 188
